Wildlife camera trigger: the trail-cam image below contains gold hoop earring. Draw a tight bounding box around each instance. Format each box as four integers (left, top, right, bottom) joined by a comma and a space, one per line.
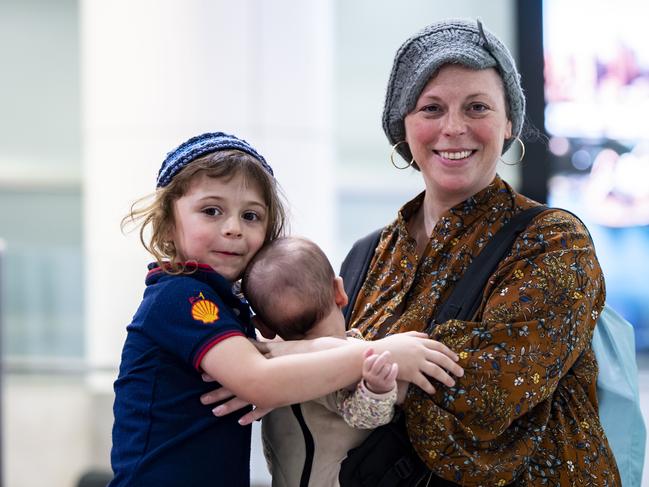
499, 136, 526, 166
390, 141, 415, 170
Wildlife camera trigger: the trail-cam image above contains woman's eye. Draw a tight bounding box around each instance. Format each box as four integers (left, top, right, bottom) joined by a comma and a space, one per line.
469, 103, 489, 113
202, 207, 222, 217
421, 104, 441, 114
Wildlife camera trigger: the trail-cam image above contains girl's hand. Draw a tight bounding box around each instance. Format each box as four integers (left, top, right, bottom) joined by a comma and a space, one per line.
362, 349, 398, 394
372, 331, 464, 395
200, 379, 273, 425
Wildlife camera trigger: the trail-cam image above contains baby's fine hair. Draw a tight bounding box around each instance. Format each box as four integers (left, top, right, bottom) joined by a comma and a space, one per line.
242, 237, 336, 340
123, 149, 287, 274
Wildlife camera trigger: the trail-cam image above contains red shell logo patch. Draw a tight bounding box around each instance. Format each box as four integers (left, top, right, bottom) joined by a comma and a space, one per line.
189, 292, 219, 324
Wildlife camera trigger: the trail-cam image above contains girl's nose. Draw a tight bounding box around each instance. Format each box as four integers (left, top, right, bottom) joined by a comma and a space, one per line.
223, 216, 242, 237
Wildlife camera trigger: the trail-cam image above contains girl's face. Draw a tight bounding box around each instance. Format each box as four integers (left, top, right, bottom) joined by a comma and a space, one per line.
171, 172, 268, 281
404, 65, 512, 204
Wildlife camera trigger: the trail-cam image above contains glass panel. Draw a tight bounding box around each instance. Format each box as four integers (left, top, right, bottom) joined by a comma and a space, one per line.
0, 189, 83, 358
543, 0, 649, 349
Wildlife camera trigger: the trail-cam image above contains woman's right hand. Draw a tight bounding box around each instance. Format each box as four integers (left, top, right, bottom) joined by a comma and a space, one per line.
200, 379, 273, 425
372, 331, 463, 395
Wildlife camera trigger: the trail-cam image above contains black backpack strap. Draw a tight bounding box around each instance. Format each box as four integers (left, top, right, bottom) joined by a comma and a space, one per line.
429, 205, 549, 332
339, 206, 550, 333
340, 227, 384, 326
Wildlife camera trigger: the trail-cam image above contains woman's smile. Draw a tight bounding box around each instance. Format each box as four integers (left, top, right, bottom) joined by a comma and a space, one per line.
435, 150, 475, 161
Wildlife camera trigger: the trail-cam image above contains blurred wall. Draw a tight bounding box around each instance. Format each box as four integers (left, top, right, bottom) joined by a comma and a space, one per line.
1, 1, 516, 485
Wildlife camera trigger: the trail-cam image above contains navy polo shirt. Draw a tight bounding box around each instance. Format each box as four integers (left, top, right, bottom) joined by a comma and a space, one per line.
109, 264, 256, 487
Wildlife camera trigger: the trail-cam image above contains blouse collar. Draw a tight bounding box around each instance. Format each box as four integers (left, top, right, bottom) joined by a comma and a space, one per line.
395, 175, 515, 238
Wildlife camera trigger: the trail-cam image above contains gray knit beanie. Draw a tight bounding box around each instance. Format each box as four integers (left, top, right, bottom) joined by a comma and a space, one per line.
383, 19, 525, 163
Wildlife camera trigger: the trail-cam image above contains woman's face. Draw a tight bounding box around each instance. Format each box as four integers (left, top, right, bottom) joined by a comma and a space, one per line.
404, 64, 512, 204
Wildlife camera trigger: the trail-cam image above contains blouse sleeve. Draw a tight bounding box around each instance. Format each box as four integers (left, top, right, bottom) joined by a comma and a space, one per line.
333, 379, 397, 429
404, 210, 606, 484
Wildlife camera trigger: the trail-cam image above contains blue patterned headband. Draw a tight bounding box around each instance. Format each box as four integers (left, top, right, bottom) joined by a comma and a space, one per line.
156, 132, 273, 188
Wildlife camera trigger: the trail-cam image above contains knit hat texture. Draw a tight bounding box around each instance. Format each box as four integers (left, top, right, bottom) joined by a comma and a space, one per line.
383, 19, 525, 162
156, 132, 273, 188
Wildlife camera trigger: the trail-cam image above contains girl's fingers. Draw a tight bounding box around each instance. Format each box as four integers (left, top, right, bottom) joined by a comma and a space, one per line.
425, 350, 464, 378
402, 331, 429, 339
421, 362, 456, 388
423, 340, 459, 361
412, 373, 436, 395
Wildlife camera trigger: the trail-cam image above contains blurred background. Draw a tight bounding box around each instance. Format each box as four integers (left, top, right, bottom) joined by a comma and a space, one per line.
1, 0, 648, 485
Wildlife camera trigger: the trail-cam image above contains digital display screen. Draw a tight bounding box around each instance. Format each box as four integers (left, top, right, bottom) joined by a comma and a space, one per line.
543, 0, 649, 348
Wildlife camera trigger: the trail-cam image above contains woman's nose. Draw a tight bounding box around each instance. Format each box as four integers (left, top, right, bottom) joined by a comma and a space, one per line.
442, 110, 466, 136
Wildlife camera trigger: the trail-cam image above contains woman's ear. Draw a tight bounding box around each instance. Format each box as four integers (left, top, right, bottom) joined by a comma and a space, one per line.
505, 119, 513, 140
333, 276, 349, 308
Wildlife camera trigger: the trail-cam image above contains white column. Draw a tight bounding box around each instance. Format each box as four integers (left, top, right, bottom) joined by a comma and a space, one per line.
251, 0, 335, 252
82, 0, 334, 376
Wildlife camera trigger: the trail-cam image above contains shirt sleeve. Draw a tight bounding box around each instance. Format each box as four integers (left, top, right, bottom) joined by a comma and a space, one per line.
404, 210, 606, 484
140, 278, 246, 370
329, 380, 397, 429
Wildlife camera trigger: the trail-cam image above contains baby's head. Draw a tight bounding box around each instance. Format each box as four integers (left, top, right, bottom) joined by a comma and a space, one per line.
124, 132, 287, 277
242, 237, 346, 340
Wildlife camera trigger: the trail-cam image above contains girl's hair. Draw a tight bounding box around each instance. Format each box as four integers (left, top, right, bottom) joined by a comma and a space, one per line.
122, 149, 287, 274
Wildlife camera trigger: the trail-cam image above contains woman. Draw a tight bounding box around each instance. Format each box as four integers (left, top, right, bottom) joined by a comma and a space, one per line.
344, 19, 620, 485
207, 18, 621, 486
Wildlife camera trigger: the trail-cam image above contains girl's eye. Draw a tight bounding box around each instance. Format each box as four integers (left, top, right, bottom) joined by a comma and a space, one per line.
242, 211, 261, 222
202, 207, 222, 217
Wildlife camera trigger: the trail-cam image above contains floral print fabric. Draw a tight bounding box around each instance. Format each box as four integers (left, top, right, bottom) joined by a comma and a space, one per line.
350, 176, 620, 486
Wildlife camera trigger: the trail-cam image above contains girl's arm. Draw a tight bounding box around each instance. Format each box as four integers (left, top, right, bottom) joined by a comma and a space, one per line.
200, 331, 461, 410
259, 332, 462, 389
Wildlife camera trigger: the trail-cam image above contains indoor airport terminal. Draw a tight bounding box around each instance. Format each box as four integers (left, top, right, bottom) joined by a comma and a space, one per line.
1, 0, 649, 485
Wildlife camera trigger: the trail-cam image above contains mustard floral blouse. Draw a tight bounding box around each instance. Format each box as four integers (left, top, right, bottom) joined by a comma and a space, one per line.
350, 176, 621, 486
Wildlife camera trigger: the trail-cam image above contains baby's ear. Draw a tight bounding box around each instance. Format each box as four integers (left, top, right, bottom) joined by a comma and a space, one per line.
333, 276, 348, 308
252, 315, 277, 340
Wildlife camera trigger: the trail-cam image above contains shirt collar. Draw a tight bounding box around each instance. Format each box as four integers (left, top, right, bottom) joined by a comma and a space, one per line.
146, 263, 246, 307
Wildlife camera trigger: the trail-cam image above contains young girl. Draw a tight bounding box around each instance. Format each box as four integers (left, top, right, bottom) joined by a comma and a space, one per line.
109, 131, 461, 486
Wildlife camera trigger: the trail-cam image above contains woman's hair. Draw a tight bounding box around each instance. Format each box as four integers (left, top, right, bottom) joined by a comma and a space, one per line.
122, 149, 287, 274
